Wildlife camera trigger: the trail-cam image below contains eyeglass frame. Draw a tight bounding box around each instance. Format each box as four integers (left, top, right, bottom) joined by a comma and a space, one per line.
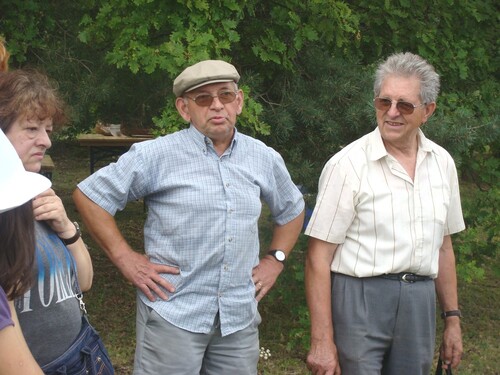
184, 90, 238, 107
373, 97, 427, 115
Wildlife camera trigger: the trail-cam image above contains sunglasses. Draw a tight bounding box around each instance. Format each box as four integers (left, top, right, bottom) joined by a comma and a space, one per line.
373, 97, 426, 115
185, 90, 237, 107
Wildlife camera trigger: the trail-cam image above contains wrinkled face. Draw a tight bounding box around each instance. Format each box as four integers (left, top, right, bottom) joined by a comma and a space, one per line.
376, 75, 435, 148
6, 115, 53, 172
175, 82, 244, 146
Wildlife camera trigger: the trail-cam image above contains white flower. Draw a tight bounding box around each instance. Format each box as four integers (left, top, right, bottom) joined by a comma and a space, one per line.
259, 347, 272, 360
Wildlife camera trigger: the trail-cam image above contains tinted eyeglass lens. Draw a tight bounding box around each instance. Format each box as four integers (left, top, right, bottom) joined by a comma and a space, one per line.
192, 91, 237, 106
374, 98, 416, 115
218, 91, 237, 103
397, 101, 416, 114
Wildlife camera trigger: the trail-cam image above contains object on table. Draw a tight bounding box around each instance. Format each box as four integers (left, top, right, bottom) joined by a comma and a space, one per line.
94, 121, 123, 137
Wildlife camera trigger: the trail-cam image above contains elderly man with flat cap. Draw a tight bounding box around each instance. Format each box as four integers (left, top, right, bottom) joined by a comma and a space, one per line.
73, 60, 305, 374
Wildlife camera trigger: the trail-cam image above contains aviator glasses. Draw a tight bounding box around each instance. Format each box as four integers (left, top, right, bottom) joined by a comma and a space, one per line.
186, 90, 237, 107
374, 97, 426, 115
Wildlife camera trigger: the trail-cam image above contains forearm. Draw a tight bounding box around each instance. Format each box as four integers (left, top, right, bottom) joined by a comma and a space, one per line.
435, 235, 463, 368
0, 302, 44, 374
305, 238, 337, 344
73, 189, 179, 301
67, 238, 93, 292
435, 236, 459, 313
72, 188, 133, 266
268, 209, 304, 257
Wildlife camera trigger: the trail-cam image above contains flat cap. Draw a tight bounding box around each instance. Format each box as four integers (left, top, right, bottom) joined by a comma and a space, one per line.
173, 60, 240, 97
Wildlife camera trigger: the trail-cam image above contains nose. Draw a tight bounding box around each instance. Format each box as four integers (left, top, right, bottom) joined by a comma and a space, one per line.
37, 129, 52, 149
210, 95, 225, 109
386, 101, 401, 117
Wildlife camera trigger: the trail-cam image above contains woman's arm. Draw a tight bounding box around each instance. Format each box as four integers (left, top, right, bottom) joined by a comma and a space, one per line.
0, 301, 43, 374
32, 188, 93, 291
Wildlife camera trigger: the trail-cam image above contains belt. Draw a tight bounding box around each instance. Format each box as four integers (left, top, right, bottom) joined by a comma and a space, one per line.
380, 273, 432, 283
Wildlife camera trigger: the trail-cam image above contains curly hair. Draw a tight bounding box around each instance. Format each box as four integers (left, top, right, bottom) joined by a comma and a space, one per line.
0, 69, 67, 133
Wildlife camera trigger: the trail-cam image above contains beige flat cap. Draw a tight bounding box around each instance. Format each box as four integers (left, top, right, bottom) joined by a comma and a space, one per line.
173, 60, 240, 97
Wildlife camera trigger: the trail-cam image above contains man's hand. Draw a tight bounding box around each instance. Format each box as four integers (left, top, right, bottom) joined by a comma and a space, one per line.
306, 339, 341, 375
252, 256, 284, 301
439, 318, 463, 370
115, 250, 180, 302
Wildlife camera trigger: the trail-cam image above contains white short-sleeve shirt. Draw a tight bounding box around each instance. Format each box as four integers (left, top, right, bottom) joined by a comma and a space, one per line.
305, 127, 465, 278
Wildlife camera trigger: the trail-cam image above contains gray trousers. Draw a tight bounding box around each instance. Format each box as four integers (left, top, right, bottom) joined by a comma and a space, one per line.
133, 297, 260, 375
332, 273, 436, 375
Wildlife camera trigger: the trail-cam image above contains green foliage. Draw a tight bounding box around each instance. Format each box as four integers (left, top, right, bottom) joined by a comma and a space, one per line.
75, 0, 361, 136
1, 0, 498, 280
350, 0, 498, 92
261, 48, 375, 191
79, 0, 245, 75
454, 185, 499, 282
77, 0, 284, 135
0, 1, 56, 64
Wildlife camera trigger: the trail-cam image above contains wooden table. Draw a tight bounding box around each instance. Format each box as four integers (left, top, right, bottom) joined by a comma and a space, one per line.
40, 154, 55, 180
77, 133, 153, 174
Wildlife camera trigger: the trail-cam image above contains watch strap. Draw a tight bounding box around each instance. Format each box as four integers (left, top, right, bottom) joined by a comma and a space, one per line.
440, 309, 462, 319
59, 221, 81, 245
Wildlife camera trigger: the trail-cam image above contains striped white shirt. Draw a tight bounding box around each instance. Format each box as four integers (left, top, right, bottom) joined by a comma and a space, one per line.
305, 127, 465, 278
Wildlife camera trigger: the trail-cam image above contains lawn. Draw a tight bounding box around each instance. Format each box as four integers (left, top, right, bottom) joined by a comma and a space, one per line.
50, 141, 499, 375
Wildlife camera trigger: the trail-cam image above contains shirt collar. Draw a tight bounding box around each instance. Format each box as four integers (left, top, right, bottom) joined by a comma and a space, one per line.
188, 124, 239, 155
367, 127, 433, 161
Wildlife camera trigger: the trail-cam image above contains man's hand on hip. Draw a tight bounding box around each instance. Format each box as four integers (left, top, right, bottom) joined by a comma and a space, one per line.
116, 250, 179, 301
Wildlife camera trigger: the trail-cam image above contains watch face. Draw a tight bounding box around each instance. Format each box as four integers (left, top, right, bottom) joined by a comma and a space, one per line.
275, 250, 286, 262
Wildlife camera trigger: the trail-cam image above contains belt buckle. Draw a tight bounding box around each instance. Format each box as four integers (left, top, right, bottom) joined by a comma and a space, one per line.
401, 273, 414, 283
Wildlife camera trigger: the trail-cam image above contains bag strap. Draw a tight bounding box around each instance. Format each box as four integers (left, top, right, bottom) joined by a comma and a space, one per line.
76, 293, 88, 315
435, 358, 453, 375
73, 262, 88, 316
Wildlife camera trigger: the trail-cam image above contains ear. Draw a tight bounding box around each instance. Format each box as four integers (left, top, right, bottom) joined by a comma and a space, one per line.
422, 102, 436, 123
175, 97, 191, 122
235, 90, 244, 115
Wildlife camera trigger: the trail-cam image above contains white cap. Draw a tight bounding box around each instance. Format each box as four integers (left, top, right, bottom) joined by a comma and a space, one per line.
0, 129, 51, 213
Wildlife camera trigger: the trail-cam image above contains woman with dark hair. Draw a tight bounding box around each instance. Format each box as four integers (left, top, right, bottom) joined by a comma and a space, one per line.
0, 69, 113, 374
0, 202, 36, 299
0, 128, 50, 374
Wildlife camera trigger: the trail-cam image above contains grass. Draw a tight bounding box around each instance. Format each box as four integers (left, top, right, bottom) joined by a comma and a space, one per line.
50, 141, 499, 375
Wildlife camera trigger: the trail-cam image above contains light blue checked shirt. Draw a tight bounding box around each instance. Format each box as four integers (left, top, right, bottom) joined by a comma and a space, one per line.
78, 125, 304, 336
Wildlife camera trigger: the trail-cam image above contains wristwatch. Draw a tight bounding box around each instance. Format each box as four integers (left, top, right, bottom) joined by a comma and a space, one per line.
59, 221, 81, 245
441, 310, 462, 319
267, 249, 286, 264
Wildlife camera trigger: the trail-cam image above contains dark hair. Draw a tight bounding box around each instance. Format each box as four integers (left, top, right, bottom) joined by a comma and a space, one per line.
0, 201, 36, 300
0, 69, 67, 134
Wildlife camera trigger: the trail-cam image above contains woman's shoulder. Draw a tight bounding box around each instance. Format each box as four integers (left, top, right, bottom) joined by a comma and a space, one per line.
0, 286, 13, 330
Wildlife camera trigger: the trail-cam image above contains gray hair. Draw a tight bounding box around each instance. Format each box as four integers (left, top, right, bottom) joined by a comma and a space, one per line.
374, 52, 440, 104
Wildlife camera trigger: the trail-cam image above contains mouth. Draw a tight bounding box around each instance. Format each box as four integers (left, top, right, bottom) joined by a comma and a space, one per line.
385, 120, 404, 127
32, 152, 45, 159
209, 115, 227, 124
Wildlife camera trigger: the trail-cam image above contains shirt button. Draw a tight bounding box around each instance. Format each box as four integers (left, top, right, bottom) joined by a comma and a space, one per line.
225, 183, 230, 188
